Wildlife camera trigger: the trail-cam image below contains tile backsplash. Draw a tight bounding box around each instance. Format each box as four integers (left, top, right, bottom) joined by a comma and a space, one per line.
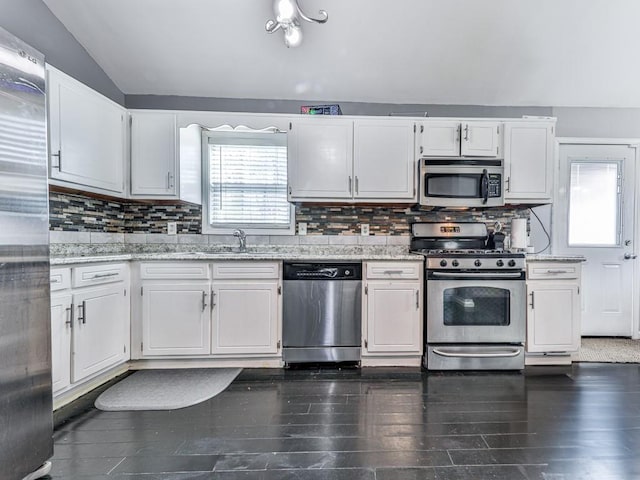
49, 190, 529, 237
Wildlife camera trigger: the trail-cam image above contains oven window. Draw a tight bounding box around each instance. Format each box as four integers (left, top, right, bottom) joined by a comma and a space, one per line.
426, 174, 480, 198
443, 287, 510, 326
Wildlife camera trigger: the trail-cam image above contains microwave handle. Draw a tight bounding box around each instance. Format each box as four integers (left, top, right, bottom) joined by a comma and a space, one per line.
480, 169, 489, 204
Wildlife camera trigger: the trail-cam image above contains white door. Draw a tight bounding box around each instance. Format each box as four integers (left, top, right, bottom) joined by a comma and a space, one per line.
287, 118, 353, 199
51, 293, 72, 392
211, 281, 279, 355
365, 281, 422, 353
130, 112, 177, 197
353, 119, 416, 200
48, 67, 126, 194
554, 143, 637, 337
504, 122, 554, 202
418, 121, 461, 157
526, 283, 580, 353
72, 284, 127, 382
141, 282, 211, 356
461, 122, 500, 157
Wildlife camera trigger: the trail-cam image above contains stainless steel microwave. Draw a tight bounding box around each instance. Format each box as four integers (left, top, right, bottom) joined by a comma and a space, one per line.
419, 158, 504, 208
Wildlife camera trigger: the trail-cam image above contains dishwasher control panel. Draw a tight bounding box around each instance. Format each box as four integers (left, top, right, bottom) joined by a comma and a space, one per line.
283, 262, 362, 280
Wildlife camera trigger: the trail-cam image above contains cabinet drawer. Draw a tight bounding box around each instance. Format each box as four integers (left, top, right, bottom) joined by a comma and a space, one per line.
50, 268, 71, 291
527, 263, 580, 280
213, 262, 280, 279
366, 262, 422, 280
72, 263, 127, 288
140, 262, 210, 280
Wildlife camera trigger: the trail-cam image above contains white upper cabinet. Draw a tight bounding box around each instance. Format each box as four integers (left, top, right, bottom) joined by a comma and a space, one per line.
47, 65, 126, 195
288, 117, 417, 202
288, 117, 354, 200
353, 119, 416, 200
130, 111, 178, 197
418, 120, 500, 157
504, 121, 555, 203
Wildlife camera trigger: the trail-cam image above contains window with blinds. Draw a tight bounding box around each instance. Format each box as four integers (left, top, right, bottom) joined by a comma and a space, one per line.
203, 130, 293, 233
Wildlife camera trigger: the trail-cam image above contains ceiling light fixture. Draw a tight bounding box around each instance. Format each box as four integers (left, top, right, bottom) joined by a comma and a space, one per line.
265, 0, 328, 48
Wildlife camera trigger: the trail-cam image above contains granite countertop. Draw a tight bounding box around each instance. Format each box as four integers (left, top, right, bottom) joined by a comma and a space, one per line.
50, 246, 425, 266
526, 254, 586, 262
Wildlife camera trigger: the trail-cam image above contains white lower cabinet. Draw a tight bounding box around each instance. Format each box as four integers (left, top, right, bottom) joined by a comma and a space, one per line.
138, 261, 281, 358
141, 282, 211, 356
211, 281, 279, 355
525, 261, 582, 363
72, 284, 128, 382
527, 283, 580, 352
51, 293, 72, 393
50, 264, 130, 396
362, 261, 423, 363
365, 281, 422, 353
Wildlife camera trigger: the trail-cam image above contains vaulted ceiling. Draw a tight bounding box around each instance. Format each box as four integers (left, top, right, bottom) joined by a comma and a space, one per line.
42, 0, 640, 107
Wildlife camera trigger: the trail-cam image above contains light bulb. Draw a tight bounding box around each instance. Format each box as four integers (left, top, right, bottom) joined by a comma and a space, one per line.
275, 0, 297, 23
284, 25, 303, 48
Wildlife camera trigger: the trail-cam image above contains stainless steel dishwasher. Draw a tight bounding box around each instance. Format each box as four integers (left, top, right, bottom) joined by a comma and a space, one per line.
282, 262, 362, 364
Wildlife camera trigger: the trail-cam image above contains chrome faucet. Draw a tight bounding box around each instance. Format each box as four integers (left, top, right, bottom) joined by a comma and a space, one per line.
233, 229, 247, 252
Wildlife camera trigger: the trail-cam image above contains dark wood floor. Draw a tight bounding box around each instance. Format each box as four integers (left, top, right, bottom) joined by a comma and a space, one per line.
47, 364, 640, 479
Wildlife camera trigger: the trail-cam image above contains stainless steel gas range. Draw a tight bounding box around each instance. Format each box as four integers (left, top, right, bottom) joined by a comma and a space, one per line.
411, 222, 526, 370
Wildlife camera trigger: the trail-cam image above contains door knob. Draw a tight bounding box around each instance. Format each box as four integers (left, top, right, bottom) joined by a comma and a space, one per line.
624, 253, 637, 260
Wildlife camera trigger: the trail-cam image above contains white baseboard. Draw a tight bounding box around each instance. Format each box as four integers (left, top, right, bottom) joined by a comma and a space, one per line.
130, 358, 284, 369
361, 356, 422, 367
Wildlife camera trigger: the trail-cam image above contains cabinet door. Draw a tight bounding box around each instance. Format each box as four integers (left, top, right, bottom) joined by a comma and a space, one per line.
72, 284, 127, 382
461, 121, 500, 157
141, 282, 211, 356
51, 293, 72, 393
353, 120, 416, 201
288, 118, 353, 199
418, 121, 461, 157
47, 67, 125, 194
504, 122, 554, 202
365, 281, 422, 353
527, 283, 580, 353
211, 281, 279, 355
130, 112, 178, 197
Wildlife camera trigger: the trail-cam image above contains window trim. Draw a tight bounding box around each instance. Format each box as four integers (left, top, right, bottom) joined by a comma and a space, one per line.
201, 127, 295, 236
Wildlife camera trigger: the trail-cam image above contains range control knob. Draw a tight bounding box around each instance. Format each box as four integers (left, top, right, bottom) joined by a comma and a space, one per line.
345, 270, 351, 276
474, 259, 482, 267
508, 259, 517, 267
452, 260, 459, 267
496, 260, 504, 267
440, 259, 448, 267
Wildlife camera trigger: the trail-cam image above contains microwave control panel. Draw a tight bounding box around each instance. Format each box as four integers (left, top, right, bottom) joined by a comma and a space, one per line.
488, 174, 501, 197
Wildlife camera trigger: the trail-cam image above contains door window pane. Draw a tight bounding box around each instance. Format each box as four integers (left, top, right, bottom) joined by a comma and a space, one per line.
443, 287, 510, 326
568, 162, 619, 246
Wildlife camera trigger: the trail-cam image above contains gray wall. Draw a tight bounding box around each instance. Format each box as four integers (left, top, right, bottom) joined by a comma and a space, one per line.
126, 95, 553, 118
0, 0, 124, 105
553, 107, 640, 138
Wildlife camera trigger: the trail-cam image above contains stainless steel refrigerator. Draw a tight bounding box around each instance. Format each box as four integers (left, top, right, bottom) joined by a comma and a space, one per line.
0, 27, 53, 480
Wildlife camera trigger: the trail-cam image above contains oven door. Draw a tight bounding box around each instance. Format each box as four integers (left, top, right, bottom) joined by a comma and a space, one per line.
419, 163, 504, 208
426, 270, 526, 344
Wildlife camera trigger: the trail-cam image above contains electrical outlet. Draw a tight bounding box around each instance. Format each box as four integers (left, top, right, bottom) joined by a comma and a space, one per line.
361, 224, 370, 236
167, 222, 177, 235
298, 222, 307, 236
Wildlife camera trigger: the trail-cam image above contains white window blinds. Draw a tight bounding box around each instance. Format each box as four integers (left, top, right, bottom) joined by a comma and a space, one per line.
205, 131, 290, 229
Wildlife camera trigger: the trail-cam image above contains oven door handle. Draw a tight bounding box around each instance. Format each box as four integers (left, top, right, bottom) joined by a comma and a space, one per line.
432, 347, 522, 358
431, 271, 523, 279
